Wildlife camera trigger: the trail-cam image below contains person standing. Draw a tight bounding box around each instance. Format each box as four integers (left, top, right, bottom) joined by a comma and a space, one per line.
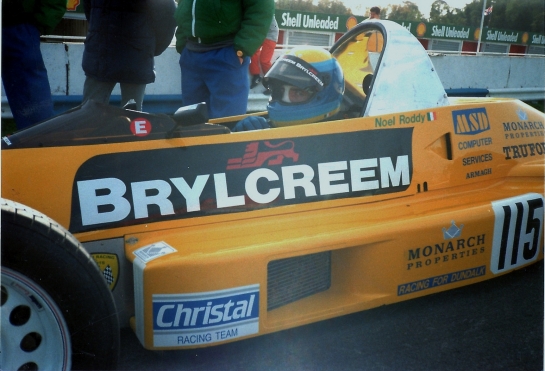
81, 0, 176, 111
175, 0, 275, 119
366, 6, 383, 52
250, 16, 279, 94
369, 6, 381, 19
1, 0, 66, 130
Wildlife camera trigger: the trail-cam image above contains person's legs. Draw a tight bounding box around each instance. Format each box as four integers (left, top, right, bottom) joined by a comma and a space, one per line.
179, 49, 210, 109
120, 83, 146, 111
1, 23, 55, 129
82, 76, 116, 105
204, 46, 249, 118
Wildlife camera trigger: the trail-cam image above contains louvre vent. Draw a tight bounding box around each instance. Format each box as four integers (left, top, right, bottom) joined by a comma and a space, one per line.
267, 251, 331, 311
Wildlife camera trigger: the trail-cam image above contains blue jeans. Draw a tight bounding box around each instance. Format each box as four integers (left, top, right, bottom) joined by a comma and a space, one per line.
179, 46, 250, 119
2, 23, 55, 130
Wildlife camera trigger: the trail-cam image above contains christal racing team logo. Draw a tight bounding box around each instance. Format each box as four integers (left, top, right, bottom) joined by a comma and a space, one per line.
69, 129, 413, 233
152, 285, 259, 347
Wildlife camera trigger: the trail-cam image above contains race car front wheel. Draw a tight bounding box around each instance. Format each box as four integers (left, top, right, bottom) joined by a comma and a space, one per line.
2, 267, 72, 370
1, 199, 119, 370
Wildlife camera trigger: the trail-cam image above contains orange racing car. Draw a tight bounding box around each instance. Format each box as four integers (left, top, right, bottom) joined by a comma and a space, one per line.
2, 20, 543, 370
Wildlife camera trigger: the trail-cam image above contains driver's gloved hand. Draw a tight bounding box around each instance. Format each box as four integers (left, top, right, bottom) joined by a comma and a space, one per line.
232, 116, 270, 132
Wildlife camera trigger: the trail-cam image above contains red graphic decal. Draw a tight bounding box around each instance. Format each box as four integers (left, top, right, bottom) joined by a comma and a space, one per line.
130, 118, 151, 137
227, 140, 299, 169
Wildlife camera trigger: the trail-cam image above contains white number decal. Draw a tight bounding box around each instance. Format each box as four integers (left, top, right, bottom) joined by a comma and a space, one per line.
491, 193, 544, 274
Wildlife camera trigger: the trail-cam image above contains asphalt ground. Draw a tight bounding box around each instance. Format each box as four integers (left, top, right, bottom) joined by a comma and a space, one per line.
117, 260, 543, 371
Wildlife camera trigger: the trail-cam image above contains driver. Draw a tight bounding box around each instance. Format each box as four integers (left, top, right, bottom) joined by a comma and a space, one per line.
233, 46, 344, 131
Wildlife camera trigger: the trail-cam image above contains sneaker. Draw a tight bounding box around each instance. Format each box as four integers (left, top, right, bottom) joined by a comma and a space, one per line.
250, 75, 262, 89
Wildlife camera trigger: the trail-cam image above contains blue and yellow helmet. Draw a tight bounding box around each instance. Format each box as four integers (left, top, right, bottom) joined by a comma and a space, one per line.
264, 46, 344, 127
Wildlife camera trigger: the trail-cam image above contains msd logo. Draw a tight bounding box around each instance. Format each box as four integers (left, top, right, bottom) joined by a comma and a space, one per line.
152, 285, 259, 347
452, 107, 490, 135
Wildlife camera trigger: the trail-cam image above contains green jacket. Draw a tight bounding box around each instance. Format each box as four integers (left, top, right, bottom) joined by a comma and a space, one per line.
175, 0, 275, 57
2, 0, 67, 35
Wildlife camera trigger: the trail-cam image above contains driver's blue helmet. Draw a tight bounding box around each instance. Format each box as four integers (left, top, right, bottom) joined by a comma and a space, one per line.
264, 46, 344, 127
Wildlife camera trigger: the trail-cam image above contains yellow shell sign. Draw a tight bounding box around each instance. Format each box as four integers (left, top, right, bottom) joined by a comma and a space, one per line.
416, 22, 426, 37
346, 16, 358, 30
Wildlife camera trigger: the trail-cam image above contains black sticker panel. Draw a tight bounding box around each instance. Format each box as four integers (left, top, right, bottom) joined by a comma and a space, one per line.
70, 129, 413, 233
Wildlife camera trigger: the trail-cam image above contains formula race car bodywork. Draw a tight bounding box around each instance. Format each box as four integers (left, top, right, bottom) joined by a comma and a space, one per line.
2, 20, 544, 369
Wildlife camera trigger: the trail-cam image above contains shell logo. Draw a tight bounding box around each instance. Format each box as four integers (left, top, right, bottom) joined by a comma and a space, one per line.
522, 32, 529, 44
416, 23, 426, 37
346, 16, 358, 30
67, 0, 80, 11
474, 28, 481, 40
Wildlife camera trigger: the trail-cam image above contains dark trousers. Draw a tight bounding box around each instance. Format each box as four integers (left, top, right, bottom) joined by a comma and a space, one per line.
180, 46, 250, 119
2, 23, 55, 129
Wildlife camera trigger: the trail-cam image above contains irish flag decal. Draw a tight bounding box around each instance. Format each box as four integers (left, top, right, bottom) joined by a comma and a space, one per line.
427, 112, 437, 121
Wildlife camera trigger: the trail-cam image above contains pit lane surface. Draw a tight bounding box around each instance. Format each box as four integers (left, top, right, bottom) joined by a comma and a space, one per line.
118, 261, 543, 371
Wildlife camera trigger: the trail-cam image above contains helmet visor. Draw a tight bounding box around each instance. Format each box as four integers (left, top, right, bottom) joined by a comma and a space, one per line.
264, 55, 325, 91
269, 83, 316, 105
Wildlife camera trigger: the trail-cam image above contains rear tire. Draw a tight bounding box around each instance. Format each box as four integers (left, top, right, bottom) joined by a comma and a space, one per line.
1, 199, 119, 370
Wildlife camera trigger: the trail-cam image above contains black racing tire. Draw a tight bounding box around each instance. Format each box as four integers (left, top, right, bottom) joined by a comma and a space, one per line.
1, 199, 119, 370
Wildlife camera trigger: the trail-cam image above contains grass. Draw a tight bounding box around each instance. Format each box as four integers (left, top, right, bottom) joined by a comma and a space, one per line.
1, 118, 17, 137
527, 100, 544, 112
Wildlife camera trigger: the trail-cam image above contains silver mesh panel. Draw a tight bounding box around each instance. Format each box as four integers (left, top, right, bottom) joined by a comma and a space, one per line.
267, 251, 331, 311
